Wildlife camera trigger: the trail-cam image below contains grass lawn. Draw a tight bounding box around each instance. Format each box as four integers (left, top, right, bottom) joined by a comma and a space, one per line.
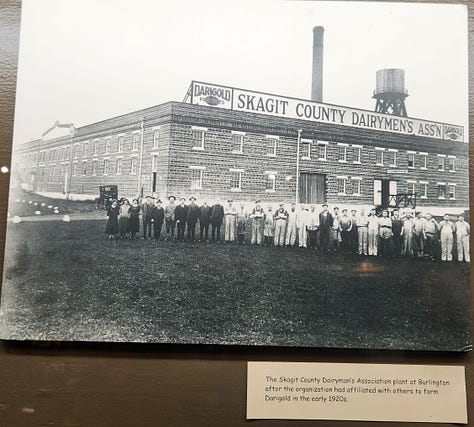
0, 217, 471, 351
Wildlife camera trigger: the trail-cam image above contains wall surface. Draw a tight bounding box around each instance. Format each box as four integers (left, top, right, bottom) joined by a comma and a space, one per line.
0, 1, 473, 426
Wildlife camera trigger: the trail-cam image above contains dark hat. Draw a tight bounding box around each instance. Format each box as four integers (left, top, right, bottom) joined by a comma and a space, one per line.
168, 195, 176, 200
228, 199, 233, 203
189, 197, 196, 201
279, 202, 285, 206
333, 206, 339, 210
145, 195, 152, 198
157, 199, 162, 203
322, 203, 328, 207
342, 208, 347, 213
255, 200, 261, 204
351, 209, 356, 213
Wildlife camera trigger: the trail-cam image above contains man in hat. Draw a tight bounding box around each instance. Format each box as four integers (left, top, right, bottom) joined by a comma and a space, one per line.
307, 205, 319, 250
318, 203, 333, 253
413, 211, 426, 258
456, 214, 470, 262
251, 201, 265, 245
211, 199, 225, 242
439, 214, 455, 261
224, 199, 237, 242
402, 212, 415, 257
274, 203, 288, 246
423, 213, 439, 260
186, 197, 200, 242
164, 195, 177, 240
142, 195, 154, 240
331, 206, 341, 251
391, 210, 403, 257
378, 210, 392, 257
150, 199, 165, 241
199, 201, 212, 242
237, 204, 247, 244
356, 208, 369, 255
175, 197, 188, 241
367, 207, 379, 256
350, 209, 358, 253
296, 204, 310, 248
339, 208, 352, 252
285, 203, 298, 247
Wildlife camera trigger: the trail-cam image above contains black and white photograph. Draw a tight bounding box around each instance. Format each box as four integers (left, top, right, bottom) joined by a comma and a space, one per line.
0, 0, 470, 351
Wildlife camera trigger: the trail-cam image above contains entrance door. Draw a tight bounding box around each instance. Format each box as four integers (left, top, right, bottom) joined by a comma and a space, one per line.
373, 179, 397, 208
299, 173, 326, 204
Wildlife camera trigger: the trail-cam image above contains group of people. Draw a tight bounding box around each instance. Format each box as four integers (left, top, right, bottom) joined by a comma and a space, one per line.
104, 196, 470, 263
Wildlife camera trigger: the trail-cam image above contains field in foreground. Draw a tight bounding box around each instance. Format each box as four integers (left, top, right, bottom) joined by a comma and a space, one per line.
0, 217, 471, 351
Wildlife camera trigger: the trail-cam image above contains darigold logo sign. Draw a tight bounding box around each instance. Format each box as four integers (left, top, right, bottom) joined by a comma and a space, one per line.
444, 125, 463, 141
193, 83, 232, 108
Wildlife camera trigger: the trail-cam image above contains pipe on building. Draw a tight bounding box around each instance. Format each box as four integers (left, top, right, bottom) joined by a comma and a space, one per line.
311, 26, 324, 102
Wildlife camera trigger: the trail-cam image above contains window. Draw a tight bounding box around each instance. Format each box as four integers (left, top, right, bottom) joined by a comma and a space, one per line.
447, 157, 455, 172
266, 137, 277, 156
116, 158, 122, 175
230, 170, 242, 191
448, 184, 456, 199
66, 147, 70, 159
351, 178, 361, 195
190, 168, 203, 190
408, 152, 415, 168
337, 176, 347, 195
93, 140, 99, 156
407, 181, 416, 195
92, 160, 98, 176
153, 129, 160, 149
231, 133, 244, 153
50, 165, 55, 180
72, 163, 77, 176
132, 133, 140, 151
438, 155, 445, 171
83, 142, 89, 157
103, 159, 109, 175
118, 136, 124, 153
73, 144, 78, 159
130, 157, 138, 174
151, 155, 158, 172
301, 140, 311, 159
388, 150, 397, 167
53, 149, 57, 160
438, 183, 446, 199
82, 161, 87, 176
192, 127, 206, 150
375, 148, 384, 166
352, 145, 362, 163
420, 153, 428, 169
265, 172, 276, 192
419, 182, 428, 199
317, 142, 327, 160
104, 138, 110, 154
61, 148, 66, 159
338, 144, 347, 162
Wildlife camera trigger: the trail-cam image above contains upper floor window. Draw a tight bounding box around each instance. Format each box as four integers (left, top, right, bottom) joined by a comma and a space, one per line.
231, 132, 244, 153
230, 169, 243, 191
192, 126, 207, 150
375, 148, 384, 166
420, 153, 428, 169
132, 133, 140, 151
190, 167, 204, 190
93, 140, 99, 156
153, 128, 160, 149
317, 142, 328, 160
83, 142, 89, 157
118, 136, 124, 153
388, 150, 398, 167
447, 156, 455, 172
130, 157, 138, 174
104, 138, 111, 154
301, 139, 311, 159
337, 144, 347, 162
266, 135, 278, 156
352, 145, 362, 163
438, 155, 446, 171
265, 171, 276, 192
407, 152, 415, 168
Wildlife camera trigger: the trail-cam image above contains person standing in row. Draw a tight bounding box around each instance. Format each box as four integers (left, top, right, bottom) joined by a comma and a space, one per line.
307, 205, 319, 249
128, 198, 141, 240
402, 212, 414, 256
142, 196, 153, 240
378, 210, 392, 257
367, 208, 379, 256
175, 197, 188, 241
350, 209, 358, 254
319, 204, 333, 253
164, 195, 176, 241
251, 201, 265, 245
285, 203, 298, 247
356, 208, 368, 255
118, 199, 131, 239
105, 201, 119, 239
150, 199, 164, 241
199, 201, 212, 242
456, 214, 470, 263
439, 214, 455, 261
211, 199, 224, 242
274, 203, 288, 246
413, 211, 426, 258
423, 213, 439, 260
296, 205, 309, 248
331, 207, 341, 251
224, 199, 237, 242
186, 197, 199, 242
339, 209, 352, 252
264, 206, 274, 246
390, 210, 403, 257
237, 204, 247, 244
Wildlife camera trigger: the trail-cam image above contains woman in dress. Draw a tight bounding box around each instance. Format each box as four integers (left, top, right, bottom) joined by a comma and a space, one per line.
118, 199, 131, 239
105, 201, 119, 239
128, 198, 141, 239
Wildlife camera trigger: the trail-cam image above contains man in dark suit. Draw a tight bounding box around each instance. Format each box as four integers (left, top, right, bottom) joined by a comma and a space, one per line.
186, 197, 200, 242
175, 197, 188, 241
150, 199, 165, 241
211, 199, 225, 242
142, 195, 153, 240
319, 203, 333, 253
199, 201, 212, 242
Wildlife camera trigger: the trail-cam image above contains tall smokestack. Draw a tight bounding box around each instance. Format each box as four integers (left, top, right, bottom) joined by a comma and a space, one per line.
311, 26, 324, 102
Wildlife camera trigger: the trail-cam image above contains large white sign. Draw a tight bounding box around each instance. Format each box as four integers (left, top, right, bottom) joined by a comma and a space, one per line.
189, 81, 464, 143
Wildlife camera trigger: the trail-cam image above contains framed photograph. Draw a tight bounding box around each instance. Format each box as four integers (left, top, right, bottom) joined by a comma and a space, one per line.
0, 0, 469, 351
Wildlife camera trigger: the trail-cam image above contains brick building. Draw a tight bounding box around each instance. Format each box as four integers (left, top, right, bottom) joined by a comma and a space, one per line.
12, 82, 468, 215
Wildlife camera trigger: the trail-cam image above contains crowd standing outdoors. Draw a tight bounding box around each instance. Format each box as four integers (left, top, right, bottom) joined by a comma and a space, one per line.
104, 196, 470, 263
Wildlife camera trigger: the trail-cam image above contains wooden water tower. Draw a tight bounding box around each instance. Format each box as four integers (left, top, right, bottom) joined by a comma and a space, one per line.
373, 69, 408, 117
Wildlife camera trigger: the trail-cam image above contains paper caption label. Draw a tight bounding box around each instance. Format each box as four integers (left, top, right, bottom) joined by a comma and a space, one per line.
247, 362, 466, 424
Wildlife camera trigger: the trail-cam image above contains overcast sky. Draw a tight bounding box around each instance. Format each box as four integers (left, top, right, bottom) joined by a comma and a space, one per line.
13, 0, 468, 145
